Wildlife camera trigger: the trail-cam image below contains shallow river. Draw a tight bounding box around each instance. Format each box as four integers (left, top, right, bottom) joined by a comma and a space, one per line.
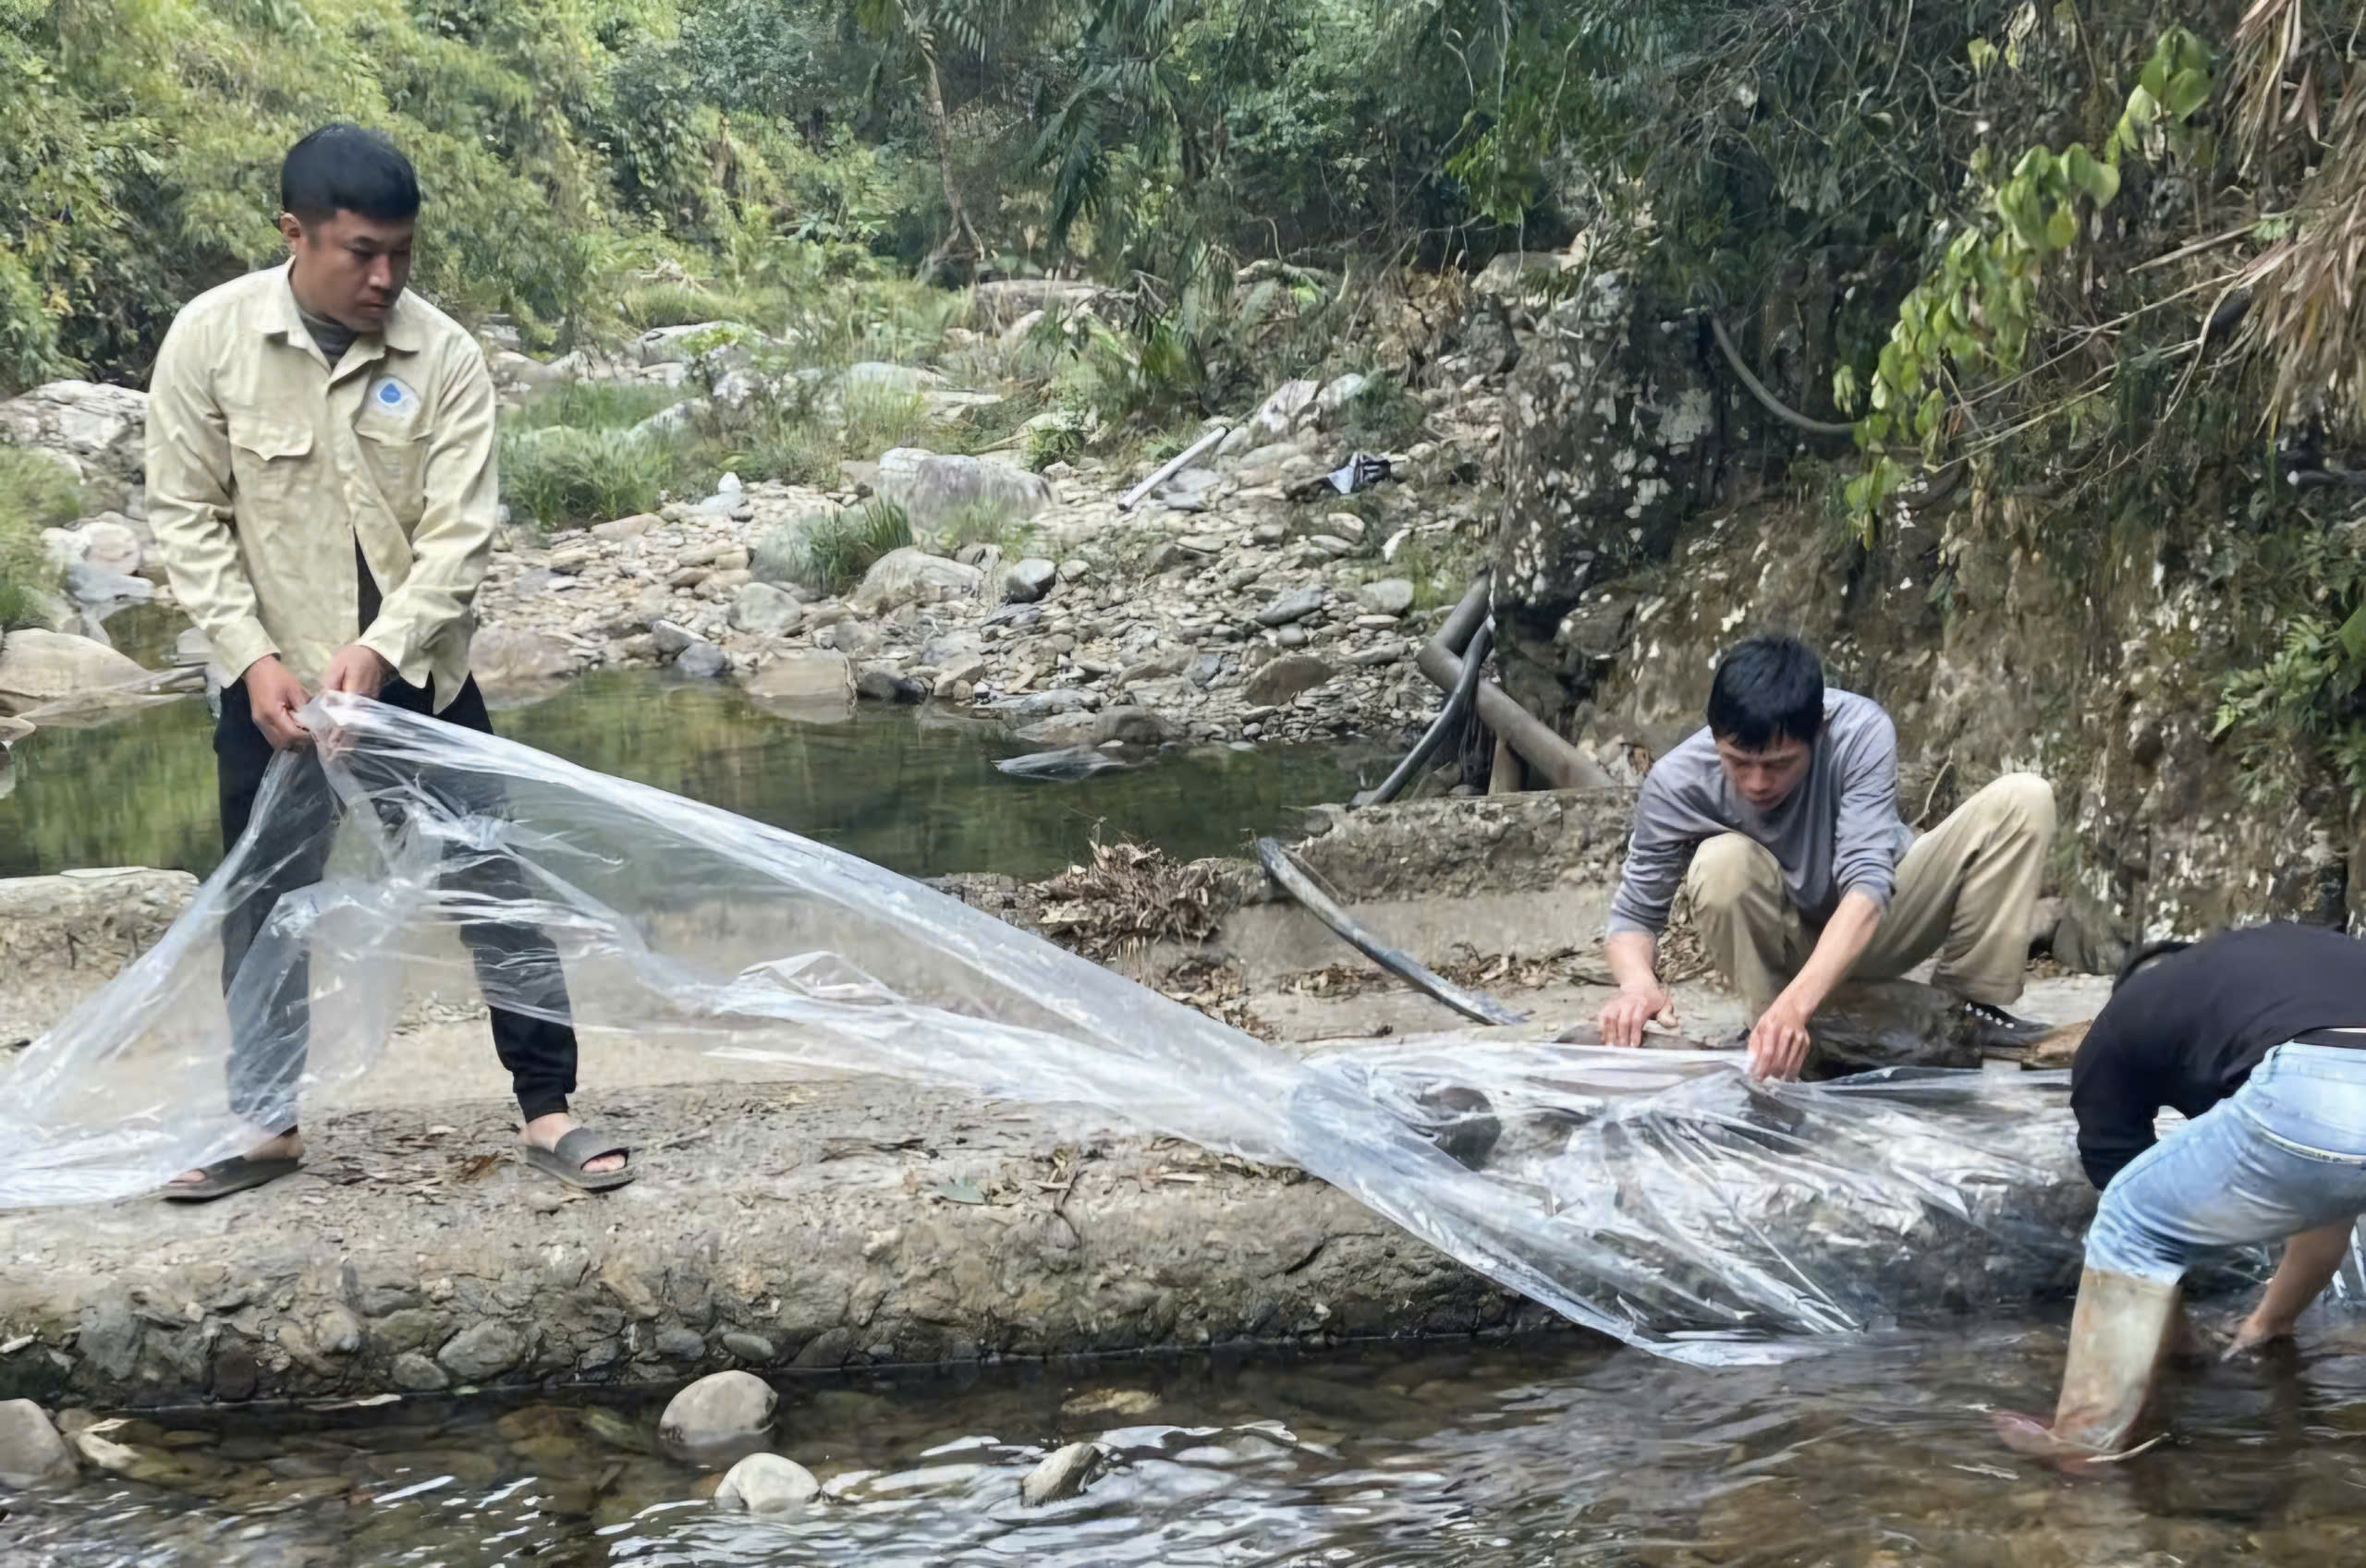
6, 1322, 2366, 1566
0, 668, 1389, 881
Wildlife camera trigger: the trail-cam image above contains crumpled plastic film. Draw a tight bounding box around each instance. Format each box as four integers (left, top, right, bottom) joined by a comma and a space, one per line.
0, 692, 2161, 1363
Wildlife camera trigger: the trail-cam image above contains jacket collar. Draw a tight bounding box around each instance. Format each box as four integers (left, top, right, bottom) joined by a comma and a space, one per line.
263, 260, 424, 357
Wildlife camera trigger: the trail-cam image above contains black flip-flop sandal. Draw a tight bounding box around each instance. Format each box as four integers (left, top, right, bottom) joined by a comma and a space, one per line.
161, 1155, 302, 1203
521, 1128, 634, 1192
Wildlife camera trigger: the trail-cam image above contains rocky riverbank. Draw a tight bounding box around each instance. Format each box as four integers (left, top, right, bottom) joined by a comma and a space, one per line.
0, 285, 1544, 762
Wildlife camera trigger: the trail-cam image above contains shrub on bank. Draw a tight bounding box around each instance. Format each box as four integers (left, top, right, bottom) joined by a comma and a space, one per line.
500, 427, 676, 535
0, 446, 76, 629
767, 501, 912, 597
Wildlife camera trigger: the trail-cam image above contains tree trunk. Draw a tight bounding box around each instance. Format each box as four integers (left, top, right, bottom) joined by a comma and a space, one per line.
917, 41, 983, 278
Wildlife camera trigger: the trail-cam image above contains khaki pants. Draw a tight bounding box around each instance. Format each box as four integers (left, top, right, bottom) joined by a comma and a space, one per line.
1683, 773, 2056, 1015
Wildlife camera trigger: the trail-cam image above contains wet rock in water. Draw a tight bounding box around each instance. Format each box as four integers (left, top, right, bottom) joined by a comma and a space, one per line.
1003, 557, 1059, 603
64, 563, 152, 609
1244, 652, 1333, 706
746, 650, 854, 717
851, 546, 984, 614
1096, 704, 1169, 745
472, 626, 578, 693
729, 582, 805, 636
998, 747, 1129, 781
1019, 1440, 1105, 1506
856, 664, 927, 704
1015, 711, 1100, 748
713, 1452, 820, 1514
494, 1404, 575, 1443
581, 1406, 655, 1454
0, 628, 150, 716
1018, 703, 1166, 750
676, 642, 729, 680
1257, 587, 1325, 626
660, 1369, 777, 1463
1356, 578, 1416, 616
651, 621, 697, 657
0, 1399, 77, 1488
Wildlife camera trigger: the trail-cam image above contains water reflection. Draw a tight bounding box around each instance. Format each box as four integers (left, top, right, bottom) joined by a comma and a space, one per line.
6, 1326, 2365, 1566
0, 673, 1388, 881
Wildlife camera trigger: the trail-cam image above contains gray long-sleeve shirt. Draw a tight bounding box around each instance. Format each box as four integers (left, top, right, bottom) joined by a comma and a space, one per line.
1605, 689, 1914, 937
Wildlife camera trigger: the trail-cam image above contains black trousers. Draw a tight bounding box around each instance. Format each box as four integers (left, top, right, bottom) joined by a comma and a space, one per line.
215, 673, 579, 1130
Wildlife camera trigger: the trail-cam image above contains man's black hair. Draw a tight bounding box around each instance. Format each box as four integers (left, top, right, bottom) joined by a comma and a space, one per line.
2113, 937, 2193, 991
281, 124, 420, 226
1705, 635, 1825, 750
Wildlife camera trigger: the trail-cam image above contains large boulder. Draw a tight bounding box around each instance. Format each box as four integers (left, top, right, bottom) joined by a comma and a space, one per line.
1002, 558, 1058, 604
0, 1400, 77, 1488
42, 517, 144, 577
64, 563, 154, 607
658, 1370, 777, 1463
744, 650, 854, 720
874, 449, 1052, 533
0, 382, 149, 507
851, 546, 983, 614
0, 629, 151, 717
1492, 273, 1734, 719
470, 627, 578, 694
728, 582, 805, 637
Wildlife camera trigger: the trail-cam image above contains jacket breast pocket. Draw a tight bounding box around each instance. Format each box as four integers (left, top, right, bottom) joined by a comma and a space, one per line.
226, 415, 314, 514
358, 423, 429, 528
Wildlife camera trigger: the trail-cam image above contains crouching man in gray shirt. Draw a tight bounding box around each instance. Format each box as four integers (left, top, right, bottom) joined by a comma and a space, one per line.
1597, 635, 2055, 1079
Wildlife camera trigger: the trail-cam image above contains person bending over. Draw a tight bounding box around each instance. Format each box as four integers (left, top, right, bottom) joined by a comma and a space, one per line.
1995, 923, 2366, 1463
1597, 634, 2055, 1077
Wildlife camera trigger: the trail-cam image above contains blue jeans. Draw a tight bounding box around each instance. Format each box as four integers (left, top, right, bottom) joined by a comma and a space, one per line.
2087, 1042, 2366, 1283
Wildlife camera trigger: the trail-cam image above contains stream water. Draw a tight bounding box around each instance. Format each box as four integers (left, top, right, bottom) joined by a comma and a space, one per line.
6, 1323, 2366, 1566
0, 669, 1389, 881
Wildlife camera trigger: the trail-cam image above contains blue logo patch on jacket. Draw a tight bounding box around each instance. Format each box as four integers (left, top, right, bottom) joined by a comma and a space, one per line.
367, 376, 420, 418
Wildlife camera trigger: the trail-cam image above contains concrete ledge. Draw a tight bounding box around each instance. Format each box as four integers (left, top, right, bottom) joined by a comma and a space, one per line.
0, 1077, 1543, 1409
0, 868, 197, 1044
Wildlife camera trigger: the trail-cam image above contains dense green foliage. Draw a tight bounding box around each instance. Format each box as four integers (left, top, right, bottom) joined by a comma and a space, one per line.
6, 0, 2365, 789
0, 446, 76, 628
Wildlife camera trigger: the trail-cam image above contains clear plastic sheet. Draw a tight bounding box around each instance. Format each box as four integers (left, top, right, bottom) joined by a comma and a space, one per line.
0, 694, 2153, 1364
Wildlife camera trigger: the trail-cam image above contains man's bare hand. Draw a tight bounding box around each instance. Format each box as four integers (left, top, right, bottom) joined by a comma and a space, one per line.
1747, 995, 1815, 1080
2224, 1307, 2298, 1360
322, 643, 394, 699
1599, 980, 1676, 1048
242, 655, 312, 750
